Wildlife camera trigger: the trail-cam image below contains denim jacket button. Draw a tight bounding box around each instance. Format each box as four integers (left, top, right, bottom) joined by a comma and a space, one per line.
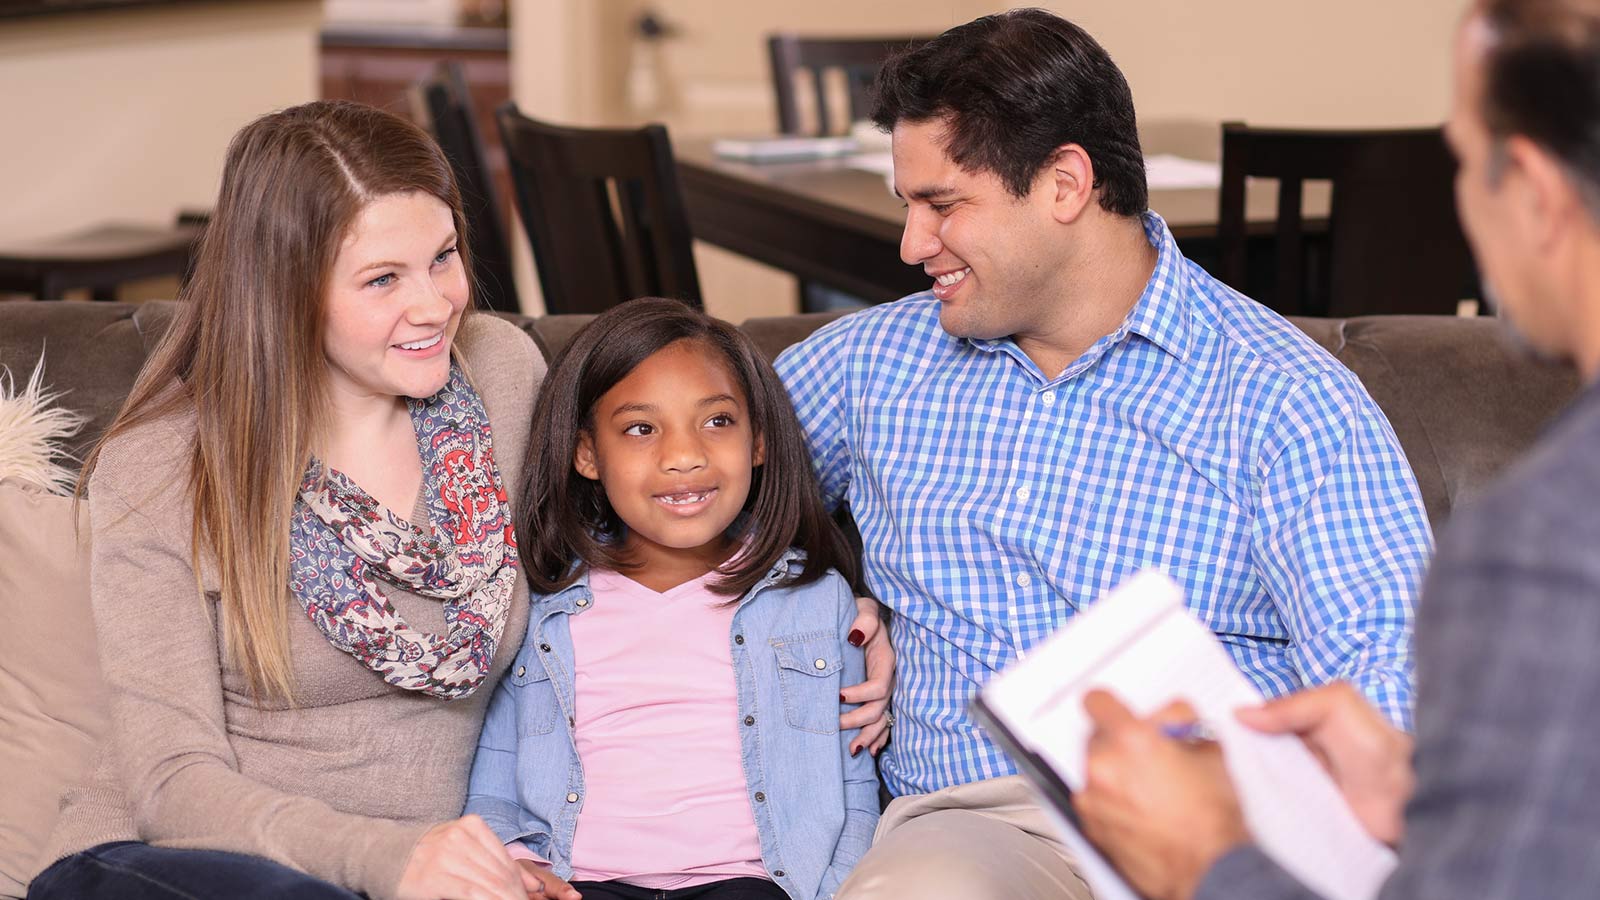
566, 792, 579, 803
516, 666, 526, 677
754, 791, 766, 802
540, 643, 552, 652
774, 870, 785, 878
734, 634, 745, 645
576, 598, 589, 607
814, 658, 827, 670
744, 715, 755, 726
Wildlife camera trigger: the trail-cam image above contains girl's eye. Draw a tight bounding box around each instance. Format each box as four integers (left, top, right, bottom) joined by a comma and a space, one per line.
433, 246, 458, 266
366, 272, 395, 288
623, 423, 654, 436
706, 413, 734, 428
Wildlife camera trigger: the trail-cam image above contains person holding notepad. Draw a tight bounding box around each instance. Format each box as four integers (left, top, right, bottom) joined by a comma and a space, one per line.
773, 9, 1433, 899
1075, 2, 1600, 898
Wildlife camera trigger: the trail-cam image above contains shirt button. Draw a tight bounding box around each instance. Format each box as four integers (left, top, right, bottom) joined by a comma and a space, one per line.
1041, 391, 1056, 406
539, 643, 552, 653
566, 792, 579, 803
754, 792, 766, 803
1016, 572, 1033, 588
734, 634, 745, 645
774, 870, 786, 878
814, 658, 828, 670
1015, 486, 1032, 501
576, 598, 589, 607
515, 666, 526, 677
745, 715, 756, 726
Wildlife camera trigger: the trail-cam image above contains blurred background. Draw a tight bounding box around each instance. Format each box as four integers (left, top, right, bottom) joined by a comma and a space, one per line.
0, 0, 1463, 320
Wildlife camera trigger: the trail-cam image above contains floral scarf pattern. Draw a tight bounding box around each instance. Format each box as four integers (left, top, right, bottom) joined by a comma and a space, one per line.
287, 365, 517, 699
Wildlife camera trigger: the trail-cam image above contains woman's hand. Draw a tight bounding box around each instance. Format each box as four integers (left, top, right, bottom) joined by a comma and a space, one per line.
396, 815, 530, 900
841, 595, 896, 756
516, 859, 583, 899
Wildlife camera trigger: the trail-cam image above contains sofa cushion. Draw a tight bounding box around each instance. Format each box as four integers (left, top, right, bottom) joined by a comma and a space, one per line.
0, 478, 102, 899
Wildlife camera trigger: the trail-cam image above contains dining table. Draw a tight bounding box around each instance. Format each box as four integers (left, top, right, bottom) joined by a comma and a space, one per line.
675, 119, 1329, 304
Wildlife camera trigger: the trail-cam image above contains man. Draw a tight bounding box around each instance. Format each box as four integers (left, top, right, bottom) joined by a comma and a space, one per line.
1074, 1, 1600, 898
773, 9, 1433, 898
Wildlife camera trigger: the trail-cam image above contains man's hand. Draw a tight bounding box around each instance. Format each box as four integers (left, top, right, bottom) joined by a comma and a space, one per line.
840, 595, 895, 756
1073, 691, 1250, 900
516, 859, 582, 899
1236, 681, 1413, 846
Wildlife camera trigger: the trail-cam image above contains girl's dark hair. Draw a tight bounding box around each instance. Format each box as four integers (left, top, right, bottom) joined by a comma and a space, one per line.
517, 297, 859, 596
871, 7, 1147, 215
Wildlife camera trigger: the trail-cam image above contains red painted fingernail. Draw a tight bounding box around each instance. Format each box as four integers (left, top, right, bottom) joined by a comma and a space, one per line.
848, 629, 865, 647
851, 745, 862, 757
840, 692, 847, 703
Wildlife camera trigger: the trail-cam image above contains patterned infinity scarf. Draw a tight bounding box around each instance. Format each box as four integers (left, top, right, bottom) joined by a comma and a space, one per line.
287, 365, 518, 700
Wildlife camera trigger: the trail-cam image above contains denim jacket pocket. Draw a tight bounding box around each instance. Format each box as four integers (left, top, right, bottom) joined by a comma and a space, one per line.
509, 649, 558, 736
772, 631, 842, 735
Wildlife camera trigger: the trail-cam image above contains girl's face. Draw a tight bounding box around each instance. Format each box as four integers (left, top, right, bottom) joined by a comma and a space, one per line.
322, 191, 468, 413
575, 339, 766, 575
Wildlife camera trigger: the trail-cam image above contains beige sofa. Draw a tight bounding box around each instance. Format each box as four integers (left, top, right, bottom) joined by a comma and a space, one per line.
0, 299, 1582, 896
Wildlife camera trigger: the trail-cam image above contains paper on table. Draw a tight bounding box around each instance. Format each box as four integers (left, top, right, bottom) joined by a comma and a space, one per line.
977, 570, 1396, 900
1145, 153, 1222, 190
846, 152, 895, 178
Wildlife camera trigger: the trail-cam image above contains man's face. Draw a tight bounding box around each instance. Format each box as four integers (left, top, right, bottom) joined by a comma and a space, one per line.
1446, 15, 1568, 356
892, 118, 1068, 341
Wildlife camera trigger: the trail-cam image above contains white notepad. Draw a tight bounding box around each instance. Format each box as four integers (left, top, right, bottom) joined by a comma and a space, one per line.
972, 570, 1397, 900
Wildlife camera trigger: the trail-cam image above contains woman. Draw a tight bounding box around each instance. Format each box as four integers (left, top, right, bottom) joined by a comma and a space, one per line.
27, 101, 549, 900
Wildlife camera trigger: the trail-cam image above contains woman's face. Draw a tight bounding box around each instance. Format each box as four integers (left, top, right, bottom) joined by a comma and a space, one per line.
322, 191, 468, 410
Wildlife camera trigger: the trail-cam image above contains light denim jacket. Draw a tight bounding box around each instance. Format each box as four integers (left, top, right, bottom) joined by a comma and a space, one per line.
464, 549, 879, 900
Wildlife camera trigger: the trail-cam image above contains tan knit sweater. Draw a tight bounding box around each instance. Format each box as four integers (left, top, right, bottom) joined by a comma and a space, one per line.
42, 315, 543, 899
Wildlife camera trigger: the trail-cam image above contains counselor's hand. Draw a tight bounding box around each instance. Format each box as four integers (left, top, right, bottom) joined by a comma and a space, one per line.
841, 595, 895, 756
1074, 691, 1250, 900
1236, 681, 1414, 846
516, 859, 583, 900
396, 815, 531, 900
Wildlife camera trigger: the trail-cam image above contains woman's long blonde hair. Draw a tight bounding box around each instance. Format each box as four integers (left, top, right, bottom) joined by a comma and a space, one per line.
81, 101, 472, 700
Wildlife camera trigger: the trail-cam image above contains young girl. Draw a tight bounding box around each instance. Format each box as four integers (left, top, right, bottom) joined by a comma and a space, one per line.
466, 298, 879, 900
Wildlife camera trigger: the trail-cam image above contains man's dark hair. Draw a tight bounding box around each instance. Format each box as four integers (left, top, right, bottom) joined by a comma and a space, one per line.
515, 297, 859, 598
871, 7, 1147, 215
1479, 0, 1600, 219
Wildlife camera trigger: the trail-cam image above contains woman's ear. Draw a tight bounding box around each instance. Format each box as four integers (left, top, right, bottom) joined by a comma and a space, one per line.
574, 432, 601, 481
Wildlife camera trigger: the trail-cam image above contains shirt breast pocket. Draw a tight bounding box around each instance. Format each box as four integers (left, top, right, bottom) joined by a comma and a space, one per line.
771, 631, 842, 736
509, 650, 558, 736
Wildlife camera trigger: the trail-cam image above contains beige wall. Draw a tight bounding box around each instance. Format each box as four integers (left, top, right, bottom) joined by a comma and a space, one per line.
0, 0, 321, 294
512, 0, 1465, 321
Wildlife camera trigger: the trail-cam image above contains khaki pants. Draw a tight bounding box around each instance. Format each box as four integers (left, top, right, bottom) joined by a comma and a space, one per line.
837, 775, 1094, 900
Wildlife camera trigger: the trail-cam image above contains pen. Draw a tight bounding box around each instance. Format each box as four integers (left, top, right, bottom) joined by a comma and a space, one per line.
1160, 720, 1220, 744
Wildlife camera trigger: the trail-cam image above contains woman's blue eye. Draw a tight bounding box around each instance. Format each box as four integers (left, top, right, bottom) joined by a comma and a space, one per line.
367, 273, 395, 288
434, 246, 458, 266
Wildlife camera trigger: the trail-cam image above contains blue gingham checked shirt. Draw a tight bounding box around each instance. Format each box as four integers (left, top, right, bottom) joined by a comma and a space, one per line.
775, 212, 1433, 798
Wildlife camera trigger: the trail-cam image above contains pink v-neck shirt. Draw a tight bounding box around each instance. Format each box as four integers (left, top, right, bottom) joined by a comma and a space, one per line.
525, 567, 766, 888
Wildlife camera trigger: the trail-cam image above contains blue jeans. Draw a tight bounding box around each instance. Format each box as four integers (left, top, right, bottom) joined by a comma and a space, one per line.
28, 841, 364, 900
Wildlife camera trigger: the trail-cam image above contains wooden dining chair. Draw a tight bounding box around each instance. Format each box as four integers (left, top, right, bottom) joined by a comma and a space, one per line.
410, 62, 520, 315
495, 103, 702, 315
0, 218, 202, 301
1218, 122, 1477, 317
767, 34, 931, 136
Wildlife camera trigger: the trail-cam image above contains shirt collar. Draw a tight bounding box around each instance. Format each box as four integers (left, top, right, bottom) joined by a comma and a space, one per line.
534, 547, 807, 611
964, 210, 1194, 366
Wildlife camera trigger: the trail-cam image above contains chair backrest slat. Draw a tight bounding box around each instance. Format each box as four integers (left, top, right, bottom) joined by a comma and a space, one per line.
767, 34, 932, 136
1217, 121, 1477, 317
496, 104, 702, 315
409, 62, 520, 315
